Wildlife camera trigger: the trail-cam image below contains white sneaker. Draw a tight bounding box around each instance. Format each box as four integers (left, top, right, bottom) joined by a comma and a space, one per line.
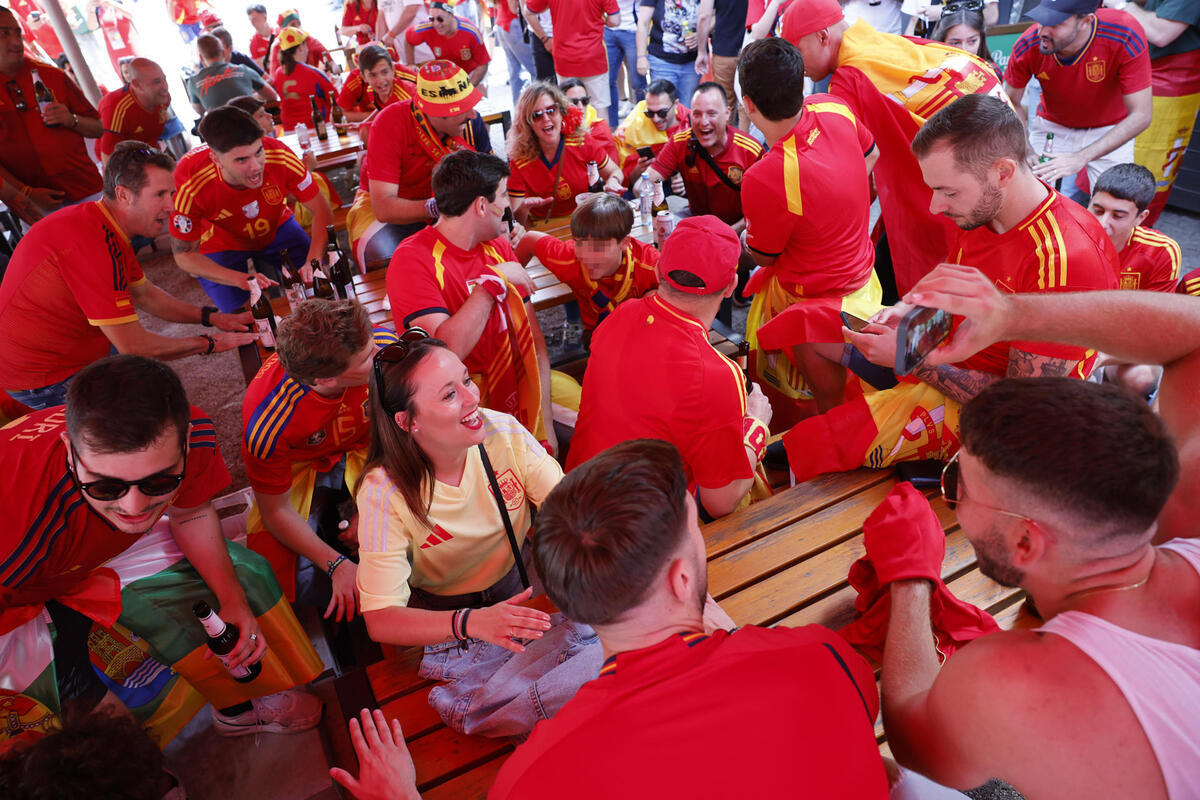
210, 689, 322, 737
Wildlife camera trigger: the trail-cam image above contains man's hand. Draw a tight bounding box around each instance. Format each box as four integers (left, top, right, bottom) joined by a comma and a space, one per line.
636, 54, 649, 76
844, 318, 901, 368
903, 263, 1012, 367
507, 219, 527, 251
40, 101, 77, 129
252, 271, 279, 291
326, 560, 360, 622
747, 381, 773, 428
695, 51, 710, 76
29, 186, 65, 210
603, 174, 625, 194
470, 587, 553, 653
329, 709, 420, 800
494, 261, 535, 296
211, 311, 254, 332
299, 260, 314, 283
218, 598, 268, 669
670, 173, 686, 196
6, 191, 43, 223
212, 331, 262, 352
1031, 150, 1089, 184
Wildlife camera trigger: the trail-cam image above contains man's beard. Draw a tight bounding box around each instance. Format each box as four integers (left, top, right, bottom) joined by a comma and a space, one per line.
955, 180, 1004, 231
973, 528, 1026, 588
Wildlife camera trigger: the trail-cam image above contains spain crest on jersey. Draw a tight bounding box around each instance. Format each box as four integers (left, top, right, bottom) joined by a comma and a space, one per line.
1086, 58, 1106, 83
460, 47, 472, 61
262, 185, 283, 205
495, 468, 526, 511
727, 166, 744, 184
1119, 271, 1141, 290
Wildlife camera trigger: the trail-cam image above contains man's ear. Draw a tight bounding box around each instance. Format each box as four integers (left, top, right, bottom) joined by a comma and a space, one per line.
994, 157, 1018, 187
1134, 208, 1151, 228
1012, 519, 1049, 569
741, 95, 758, 118
665, 556, 693, 606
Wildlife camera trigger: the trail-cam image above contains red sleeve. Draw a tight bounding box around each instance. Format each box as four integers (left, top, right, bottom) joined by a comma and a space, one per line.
387, 244, 450, 327
506, 159, 531, 198
534, 236, 582, 284
60, 239, 139, 326
1003, 31, 1036, 89
651, 136, 683, 178
404, 25, 422, 45
98, 94, 119, 157
853, 112, 875, 155
472, 33, 491, 65
274, 143, 320, 202
341, 2, 355, 26
1118, 30, 1152, 95
337, 72, 362, 110
584, 134, 612, 171
526, 0, 548, 12
603, 0, 619, 12
741, 163, 793, 258
683, 362, 753, 488
366, 114, 410, 186
173, 409, 232, 509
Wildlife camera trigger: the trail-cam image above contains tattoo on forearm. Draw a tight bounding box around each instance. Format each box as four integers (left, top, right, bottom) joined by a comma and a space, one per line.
1006, 349, 1074, 379
171, 236, 201, 255
914, 363, 1001, 404
176, 513, 206, 526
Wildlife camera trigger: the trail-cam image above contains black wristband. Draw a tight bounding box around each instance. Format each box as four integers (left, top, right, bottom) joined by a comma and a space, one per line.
460, 607, 472, 640
200, 305, 217, 327
201, 334, 215, 355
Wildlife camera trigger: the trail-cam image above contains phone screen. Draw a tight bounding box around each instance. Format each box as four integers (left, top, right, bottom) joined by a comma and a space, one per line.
841, 311, 871, 333
895, 306, 953, 375
637, 146, 655, 159
502, 207, 514, 234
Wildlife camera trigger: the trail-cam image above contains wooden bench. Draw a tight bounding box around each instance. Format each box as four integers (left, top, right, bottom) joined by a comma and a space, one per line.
323, 468, 1035, 796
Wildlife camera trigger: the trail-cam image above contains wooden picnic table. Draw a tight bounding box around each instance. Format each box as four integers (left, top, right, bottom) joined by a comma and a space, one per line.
278, 128, 364, 171
321, 468, 1034, 797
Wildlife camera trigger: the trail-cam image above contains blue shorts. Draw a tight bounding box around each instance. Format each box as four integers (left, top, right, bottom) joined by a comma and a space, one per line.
198, 217, 311, 312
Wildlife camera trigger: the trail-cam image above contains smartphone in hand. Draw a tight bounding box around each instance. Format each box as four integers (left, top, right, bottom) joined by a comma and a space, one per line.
895, 306, 953, 376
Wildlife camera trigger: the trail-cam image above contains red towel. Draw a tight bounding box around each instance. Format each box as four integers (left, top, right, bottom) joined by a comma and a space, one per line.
838, 483, 1000, 663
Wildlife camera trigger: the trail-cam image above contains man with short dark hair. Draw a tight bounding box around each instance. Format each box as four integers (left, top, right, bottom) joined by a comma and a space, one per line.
387, 150, 556, 452
1005, 0, 1152, 196
1089, 163, 1181, 293
98, 58, 172, 164
0, 142, 256, 411
568, 216, 773, 519
187, 32, 277, 114
404, 1, 490, 86
878, 375, 1199, 799
0, 355, 323, 736
775, 95, 1118, 483
491, 438, 888, 797
615, 78, 690, 183
242, 299, 399, 616
211, 25, 265, 76
171, 105, 332, 312
0, 6, 103, 210
246, 3, 276, 71
643, 82, 763, 229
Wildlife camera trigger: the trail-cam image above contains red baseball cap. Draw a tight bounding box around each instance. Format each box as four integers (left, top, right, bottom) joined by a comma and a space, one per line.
415, 60, 482, 117
660, 216, 740, 295
780, 0, 845, 42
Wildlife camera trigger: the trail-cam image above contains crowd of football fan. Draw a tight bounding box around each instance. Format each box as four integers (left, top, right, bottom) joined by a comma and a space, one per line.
1, 0, 1198, 798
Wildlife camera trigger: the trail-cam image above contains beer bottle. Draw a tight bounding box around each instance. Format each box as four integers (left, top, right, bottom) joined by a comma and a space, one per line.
312, 97, 328, 141
31, 69, 57, 125
247, 261, 277, 349
193, 601, 261, 683
279, 249, 307, 312
311, 258, 335, 300
331, 102, 348, 140
652, 180, 668, 214
586, 160, 603, 194
325, 225, 356, 299
1040, 132, 1062, 191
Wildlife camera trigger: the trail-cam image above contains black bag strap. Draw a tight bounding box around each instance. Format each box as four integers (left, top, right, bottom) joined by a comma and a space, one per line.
477, 443, 531, 589
690, 135, 742, 193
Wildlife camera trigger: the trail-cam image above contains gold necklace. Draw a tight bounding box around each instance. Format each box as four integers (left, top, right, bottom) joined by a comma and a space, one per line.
1067, 571, 1151, 603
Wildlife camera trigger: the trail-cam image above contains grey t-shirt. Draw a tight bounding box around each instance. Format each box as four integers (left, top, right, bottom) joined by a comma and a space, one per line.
187, 62, 267, 110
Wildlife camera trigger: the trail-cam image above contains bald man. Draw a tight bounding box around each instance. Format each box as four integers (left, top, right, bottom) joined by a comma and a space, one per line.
98, 58, 172, 163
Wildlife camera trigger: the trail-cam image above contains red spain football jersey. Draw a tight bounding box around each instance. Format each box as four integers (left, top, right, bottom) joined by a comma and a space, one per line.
0, 405, 230, 634
250, 29, 275, 65
0, 59, 102, 202
268, 34, 330, 74
171, 137, 319, 253
242, 328, 398, 495
1117, 226, 1181, 292
507, 133, 613, 218
387, 226, 526, 377
524, 0, 618, 78
336, 69, 416, 113
743, 95, 876, 297
566, 293, 754, 491
341, 1, 378, 45
949, 189, 1119, 377
98, 85, 169, 156
533, 236, 659, 332
0, 202, 146, 390
651, 125, 764, 225
404, 18, 490, 74
270, 63, 337, 131
1005, 9, 1151, 129
358, 99, 490, 195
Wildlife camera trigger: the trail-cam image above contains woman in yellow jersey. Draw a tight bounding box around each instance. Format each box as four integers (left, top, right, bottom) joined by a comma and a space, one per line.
354, 332, 601, 736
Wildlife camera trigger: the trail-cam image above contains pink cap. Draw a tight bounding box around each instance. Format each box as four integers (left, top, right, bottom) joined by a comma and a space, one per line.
780, 0, 845, 42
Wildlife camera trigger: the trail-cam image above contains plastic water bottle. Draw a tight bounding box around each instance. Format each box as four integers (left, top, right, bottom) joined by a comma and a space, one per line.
637, 174, 653, 228
295, 122, 311, 151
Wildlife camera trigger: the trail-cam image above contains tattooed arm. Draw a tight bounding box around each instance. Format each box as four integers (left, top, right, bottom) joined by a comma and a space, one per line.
1004, 348, 1077, 379
911, 347, 1074, 404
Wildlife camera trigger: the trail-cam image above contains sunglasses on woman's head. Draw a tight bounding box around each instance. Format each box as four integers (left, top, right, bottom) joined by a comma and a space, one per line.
529, 106, 561, 122
373, 327, 431, 416
942, 0, 984, 12
70, 449, 187, 502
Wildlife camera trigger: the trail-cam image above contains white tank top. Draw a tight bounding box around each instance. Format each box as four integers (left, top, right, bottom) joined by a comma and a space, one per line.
1037, 539, 1200, 799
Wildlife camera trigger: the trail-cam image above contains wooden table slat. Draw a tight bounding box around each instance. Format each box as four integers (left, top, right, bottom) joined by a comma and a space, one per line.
421, 755, 508, 800
366, 647, 426, 703
379, 685, 444, 741
408, 726, 514, 793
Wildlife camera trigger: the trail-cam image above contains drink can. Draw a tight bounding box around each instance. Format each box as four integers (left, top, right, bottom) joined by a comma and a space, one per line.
653, 210, 673, 249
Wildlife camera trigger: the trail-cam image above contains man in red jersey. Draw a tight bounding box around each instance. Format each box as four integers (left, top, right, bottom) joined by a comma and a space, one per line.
526, 0, 620, 120
267, 9, 334, 74
171, 105, 331, 312
404, 1, 489, 86
1089, 163, 1181, 293
568, 217, 773, 519
388, 149, 557, 453
1005, 0, 1152, 197
737, 37, 882, 414
0, 7, 103, 210
780, 0, 1007, 299
243, 300, 398, 615
98, 58, 171, 164
772, 95, 1118, 483
0, 143, 256, 411
246, 3, 275, 71
615, 78, 690, 183
643, 82, 763, 229
0, 355, 322, 735
346, 60, 491, 269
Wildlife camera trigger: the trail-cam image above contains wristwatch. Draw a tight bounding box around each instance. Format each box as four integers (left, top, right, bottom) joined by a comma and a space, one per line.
200, 305, 218, 327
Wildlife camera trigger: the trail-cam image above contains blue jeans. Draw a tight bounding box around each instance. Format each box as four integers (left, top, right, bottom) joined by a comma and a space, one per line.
496, 22, 537, 110
647, 54, 699, 108
7, 372, 74, 411
606, 28, 644, 127
201, 217, 312, 312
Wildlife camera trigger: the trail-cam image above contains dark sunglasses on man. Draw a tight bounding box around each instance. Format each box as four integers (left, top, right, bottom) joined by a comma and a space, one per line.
69, 449, 188, 502
643, 106, 672, 120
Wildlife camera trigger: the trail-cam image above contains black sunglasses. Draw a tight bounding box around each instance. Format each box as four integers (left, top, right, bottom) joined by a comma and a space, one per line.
644, 107, 671, 120
70, 449, 187, 502
529, 106, 561, 122
372, 327, 431, 416
5, 81, 28, 112
568, 96, 590, 107
942, 0, 984, 13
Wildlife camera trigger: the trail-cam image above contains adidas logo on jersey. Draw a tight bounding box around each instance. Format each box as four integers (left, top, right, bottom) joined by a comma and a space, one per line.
419, 525, 454, 549
213, 209, 232, 221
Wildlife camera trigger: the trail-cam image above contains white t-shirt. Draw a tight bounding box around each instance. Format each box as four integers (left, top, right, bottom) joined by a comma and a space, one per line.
379, 0, 433, 63
842, 0, 903, 35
